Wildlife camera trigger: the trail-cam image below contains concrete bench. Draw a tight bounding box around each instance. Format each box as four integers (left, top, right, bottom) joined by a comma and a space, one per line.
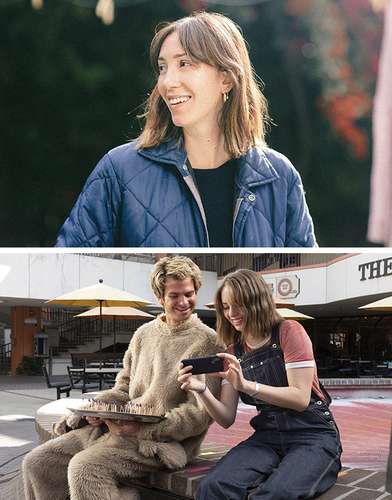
35, 399, 391, 499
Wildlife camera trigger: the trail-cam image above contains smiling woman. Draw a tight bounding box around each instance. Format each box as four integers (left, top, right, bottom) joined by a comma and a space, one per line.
178, 269, 342, 499
55, 11, 317, 248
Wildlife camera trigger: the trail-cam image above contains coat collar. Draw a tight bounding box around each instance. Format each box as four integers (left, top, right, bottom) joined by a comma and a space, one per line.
236, 147, 280, 188
137, 139, 279, 187
137, 138, 187, 167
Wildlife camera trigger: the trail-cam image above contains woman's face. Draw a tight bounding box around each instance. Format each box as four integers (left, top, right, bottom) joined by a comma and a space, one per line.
157, 31, 228, 134
221, 285, 245, 332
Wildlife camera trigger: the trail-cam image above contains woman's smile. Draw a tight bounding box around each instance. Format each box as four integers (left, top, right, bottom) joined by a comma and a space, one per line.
230, 316, 243, 328
168, 96, 193, 113
167, 95, 192, 107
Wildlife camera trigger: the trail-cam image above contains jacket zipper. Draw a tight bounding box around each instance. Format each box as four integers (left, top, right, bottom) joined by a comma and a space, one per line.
232, 196, 243, 244
182, 163, 210, 247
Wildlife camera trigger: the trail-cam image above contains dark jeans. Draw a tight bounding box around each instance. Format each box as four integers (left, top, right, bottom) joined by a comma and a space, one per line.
196, 400, 342, 500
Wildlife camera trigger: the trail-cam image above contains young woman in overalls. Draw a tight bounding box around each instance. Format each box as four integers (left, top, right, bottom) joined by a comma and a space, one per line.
178, 269, 342, 499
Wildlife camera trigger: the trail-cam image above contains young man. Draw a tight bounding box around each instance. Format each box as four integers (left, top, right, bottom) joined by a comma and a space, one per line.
23, 256, 221, 500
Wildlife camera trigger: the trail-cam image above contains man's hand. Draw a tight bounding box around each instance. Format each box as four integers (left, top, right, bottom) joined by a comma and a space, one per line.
102, 419, 142, 437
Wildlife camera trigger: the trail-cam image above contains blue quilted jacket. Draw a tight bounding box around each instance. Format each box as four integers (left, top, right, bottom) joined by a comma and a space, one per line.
55, 140, 317, 247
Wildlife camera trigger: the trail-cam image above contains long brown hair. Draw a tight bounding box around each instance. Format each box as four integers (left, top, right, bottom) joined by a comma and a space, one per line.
215, 269, 281, 347
137, 11, 270, 158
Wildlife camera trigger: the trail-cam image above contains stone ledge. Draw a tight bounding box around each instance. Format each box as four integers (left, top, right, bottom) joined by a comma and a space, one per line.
321, 377, 392, 388
3, 464, 390, 500
128, 467, 391, 500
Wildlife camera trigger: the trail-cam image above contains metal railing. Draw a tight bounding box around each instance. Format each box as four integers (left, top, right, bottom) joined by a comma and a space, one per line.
42, 308, 149, 355
41, 307, 77, 325
56, 317, 146, 354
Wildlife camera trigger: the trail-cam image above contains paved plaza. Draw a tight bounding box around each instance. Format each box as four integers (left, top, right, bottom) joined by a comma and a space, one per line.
206, 397, 392, 471
0, 376, 391, 499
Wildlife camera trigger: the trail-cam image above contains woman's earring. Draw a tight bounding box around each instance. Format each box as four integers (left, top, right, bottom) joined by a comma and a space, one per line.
223, 92, 229, 103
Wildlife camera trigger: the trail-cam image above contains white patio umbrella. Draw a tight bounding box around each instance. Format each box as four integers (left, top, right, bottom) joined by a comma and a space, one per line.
75, 306, 154, 352
47, 280, 151, 352
276, 308, 314, 321
359, 296, 392, 312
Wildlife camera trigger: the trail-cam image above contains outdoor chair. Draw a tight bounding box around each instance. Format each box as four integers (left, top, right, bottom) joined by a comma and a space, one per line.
100, 371, 117, 388
67, 366, 100, 393
70, 353, 86, 368
42, 366, 72, 400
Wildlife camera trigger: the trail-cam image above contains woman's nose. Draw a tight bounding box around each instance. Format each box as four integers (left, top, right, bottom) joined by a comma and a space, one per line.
162, 66, 181, 88
229, 306, 239, 317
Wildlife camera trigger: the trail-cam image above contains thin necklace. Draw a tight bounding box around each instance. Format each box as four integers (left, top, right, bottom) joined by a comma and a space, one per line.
246, 335, 271, 350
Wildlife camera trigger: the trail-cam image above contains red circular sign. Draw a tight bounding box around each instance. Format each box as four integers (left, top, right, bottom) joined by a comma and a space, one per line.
277, 278, 293, 296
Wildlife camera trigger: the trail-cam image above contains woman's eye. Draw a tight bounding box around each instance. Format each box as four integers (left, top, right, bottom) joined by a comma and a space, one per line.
180, 60, 191, 67
158, 64, 166, 73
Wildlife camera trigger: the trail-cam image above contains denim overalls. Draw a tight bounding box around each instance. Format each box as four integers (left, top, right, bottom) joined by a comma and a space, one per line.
196, 323, 342, 500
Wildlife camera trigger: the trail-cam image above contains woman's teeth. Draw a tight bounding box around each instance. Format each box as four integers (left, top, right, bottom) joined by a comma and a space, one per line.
169, 96, 191, 105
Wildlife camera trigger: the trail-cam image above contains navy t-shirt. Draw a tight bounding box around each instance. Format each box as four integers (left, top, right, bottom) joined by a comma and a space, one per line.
193, 158, 237, 247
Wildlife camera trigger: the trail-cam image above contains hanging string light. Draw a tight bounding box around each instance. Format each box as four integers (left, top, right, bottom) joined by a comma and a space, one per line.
31, 0, 44, 9
26, 0, 149, 25
95, 0, 115, 24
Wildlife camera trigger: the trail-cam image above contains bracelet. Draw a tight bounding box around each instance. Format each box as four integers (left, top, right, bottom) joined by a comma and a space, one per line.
250, 382, 260, 398
195, 383, 207, 394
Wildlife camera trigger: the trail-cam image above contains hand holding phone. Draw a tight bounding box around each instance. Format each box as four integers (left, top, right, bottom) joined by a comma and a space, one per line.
181, 355, 224, 375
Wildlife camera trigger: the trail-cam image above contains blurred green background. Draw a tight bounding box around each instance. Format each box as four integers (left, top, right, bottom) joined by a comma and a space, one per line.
0, 0, 383, 246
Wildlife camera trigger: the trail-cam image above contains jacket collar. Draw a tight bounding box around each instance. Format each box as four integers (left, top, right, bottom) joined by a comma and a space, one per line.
137, 138, 187, 167
236, 147, 279, 188
137, 138, 279, 187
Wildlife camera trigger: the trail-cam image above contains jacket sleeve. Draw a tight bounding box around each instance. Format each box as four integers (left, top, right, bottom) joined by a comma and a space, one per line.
285, 168, 318, 247
55, 154, 122, 247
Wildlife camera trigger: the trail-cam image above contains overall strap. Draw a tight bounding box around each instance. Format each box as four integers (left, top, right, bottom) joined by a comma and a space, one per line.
270, 321, 283, 348
233, 337, 244, 359
317, 382, 332, 406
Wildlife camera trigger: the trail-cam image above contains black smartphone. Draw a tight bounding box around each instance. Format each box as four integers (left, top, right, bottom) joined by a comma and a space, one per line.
181, 355, 224, 375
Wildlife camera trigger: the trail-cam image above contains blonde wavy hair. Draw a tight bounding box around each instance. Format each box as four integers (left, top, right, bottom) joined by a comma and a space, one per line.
150, 256, 202, 299
137, 11, 270, 158
215, 269, 281, 346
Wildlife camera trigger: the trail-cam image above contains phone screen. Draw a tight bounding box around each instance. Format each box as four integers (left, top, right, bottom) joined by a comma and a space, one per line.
181, 355, 224, 375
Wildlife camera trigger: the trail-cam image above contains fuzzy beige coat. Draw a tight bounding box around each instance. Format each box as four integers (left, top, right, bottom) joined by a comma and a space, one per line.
23, 314, 221, 500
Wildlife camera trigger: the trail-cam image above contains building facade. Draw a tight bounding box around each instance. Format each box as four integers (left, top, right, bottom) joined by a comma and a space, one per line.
1, 253, 392, 377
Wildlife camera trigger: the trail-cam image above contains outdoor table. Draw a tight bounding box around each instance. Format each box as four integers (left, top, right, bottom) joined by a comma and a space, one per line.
84, 367, 121, 390
87, 362, 123, 368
